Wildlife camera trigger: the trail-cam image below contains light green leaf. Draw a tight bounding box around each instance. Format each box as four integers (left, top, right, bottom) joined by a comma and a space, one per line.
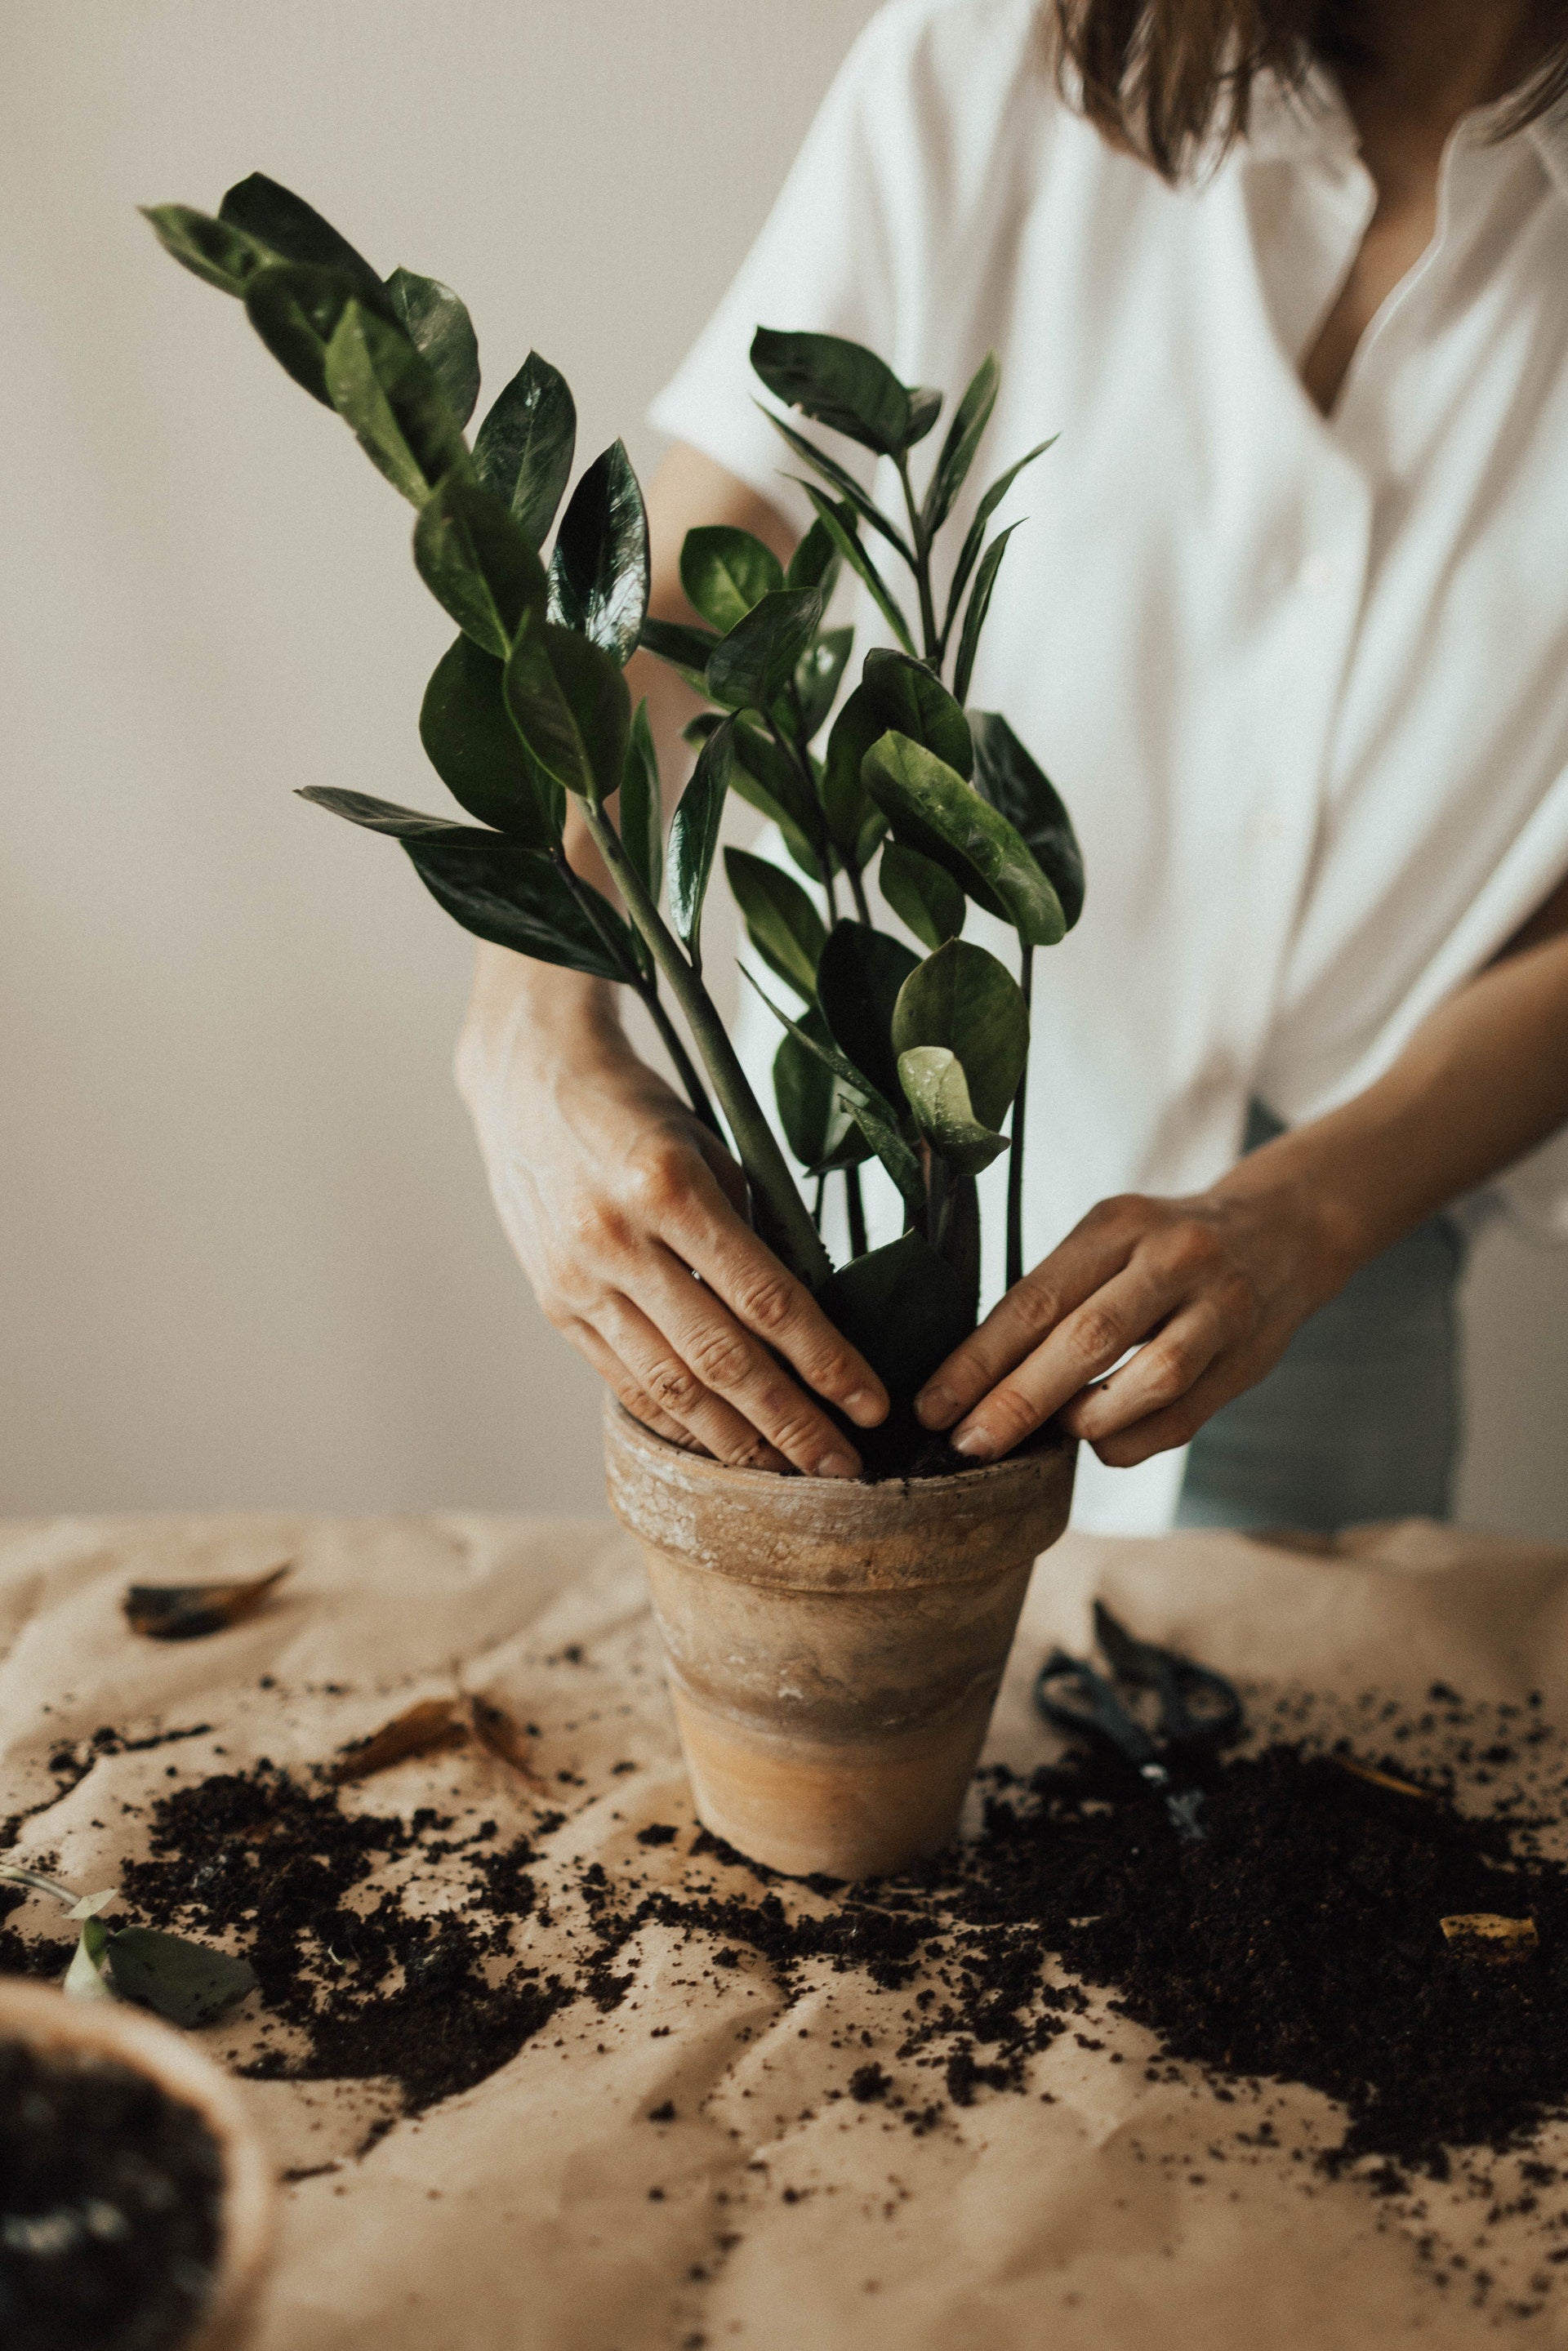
65, 1917, 114, 2002
862, 732, 1066, 946
891, 938, 1028, 1130
680, 527, 784, 634
667, 715, 734, 968
969, 710, 1085, 930
413, 473, 547, 658
898, 1046, 1009, 1174
503, 609, 630, 804
323, 300, 470, 505
724, 847, 826, 1000
920, 351, 1000, 537
880, 840, 964, 950
419, 634, 563, 844
142, 203, 276, 296
547, 440, 649, 666
473, 351, 577, 550
385, 266, 480, 428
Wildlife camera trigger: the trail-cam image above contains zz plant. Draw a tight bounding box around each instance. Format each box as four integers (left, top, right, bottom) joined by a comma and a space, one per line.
145, 174, 1084, 1442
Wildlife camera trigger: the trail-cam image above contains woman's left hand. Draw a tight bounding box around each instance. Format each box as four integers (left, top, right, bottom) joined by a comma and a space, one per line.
913, 1178, 1341, 1467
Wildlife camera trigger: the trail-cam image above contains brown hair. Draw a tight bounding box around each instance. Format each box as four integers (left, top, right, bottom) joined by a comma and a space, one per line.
1050, 2, 1568, 182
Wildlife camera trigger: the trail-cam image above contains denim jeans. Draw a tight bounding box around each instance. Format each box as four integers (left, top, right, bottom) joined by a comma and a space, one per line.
1175, 1106, 1466, 1534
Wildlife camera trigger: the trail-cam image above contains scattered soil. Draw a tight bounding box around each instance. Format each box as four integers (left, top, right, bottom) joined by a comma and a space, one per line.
0, 2036, 223, 2351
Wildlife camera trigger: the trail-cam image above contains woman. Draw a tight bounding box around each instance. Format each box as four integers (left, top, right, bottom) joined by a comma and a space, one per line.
458, 0, 1568, 1535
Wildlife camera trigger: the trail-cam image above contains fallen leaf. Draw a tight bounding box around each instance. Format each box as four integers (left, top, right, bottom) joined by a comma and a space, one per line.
124, 1562, 292, 1641
1440, 1912, 1539, 1961
470, 1695, 550, 1793
1333, 1757, 1434, 1801
330, 1698, 470, 1786
107, 1926, 258, 2024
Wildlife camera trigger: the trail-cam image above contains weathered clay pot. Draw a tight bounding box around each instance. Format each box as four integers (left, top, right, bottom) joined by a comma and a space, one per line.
0, 1977, 275, 2351
604, 1397, 1076, 1878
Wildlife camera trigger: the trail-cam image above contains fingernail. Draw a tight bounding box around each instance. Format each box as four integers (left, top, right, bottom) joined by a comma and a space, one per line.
915, 1383, 956, 1428
842, 1387, 884, 1427
813, 1449, 860, 1481
951, 1426, 996, 1461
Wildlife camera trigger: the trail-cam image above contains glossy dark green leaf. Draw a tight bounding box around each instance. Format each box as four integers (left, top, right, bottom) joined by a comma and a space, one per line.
813, 1231, 974, 1409
503, 609, 631, 804
406, 830, 636, 977
620, 699, 663, 906
816, 920, 920, 1105
862, 732, 1066, 946
667, 715, 735, 969
821, 688, 885, 866
324, 300, 470, 504
920, 351, 999, 537
785, 518, 843, 599
220, 172, 380, 286
793, 626, 853, 743
547, 441, 649, 666
760, 407, 914, 565
773, 1009, 867, 1173
106, 1927, 257, 2027
419, 633, 563, 844
751, 326, 929, 457
941, 436, 1056, 651
897, 1048, 1009, 1174
243, 261, 379, 406
705, 588, 824, 715
413, 473, 547, 658
880, 839, 964, 950
798, 488, 916, 659
711, 718, 827, 879
859, 649, 973, 777
298, 785, 479, 839
896, 940, 1030, 1133
679, 527, 783, 634
639, 616, 720, 696
970, 710, 1085, 930
473, 352, 577, 550
953, 522, 1020, 706
141, 203, 276, 296
385, 266, 480, 428
748, 974, 923, 1218
724, 847, 826, 1000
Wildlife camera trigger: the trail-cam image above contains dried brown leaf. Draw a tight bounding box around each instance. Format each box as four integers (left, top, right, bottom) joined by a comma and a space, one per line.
470, 1695, 550, 1794
329, 1698, 470, 1786
124, 1562, 292, 1641
1441, 1912, 1539, 1961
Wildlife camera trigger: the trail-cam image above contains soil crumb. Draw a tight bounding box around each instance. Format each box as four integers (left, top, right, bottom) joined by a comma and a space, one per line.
0, 2036, 223, 2351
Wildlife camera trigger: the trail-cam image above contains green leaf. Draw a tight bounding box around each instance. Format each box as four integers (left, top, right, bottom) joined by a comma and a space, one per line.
706, 588, 824, 715
419, 633, 563, 844
920, 352, 999, 538
898, 1046, 1009, 1174
785, 517, 843, 598
667, 715, 734, 968
65, 1916, 114, 2003
324, 301, 471, 505
473, 352, 577, 550
220, 172, 380, 286
952, 521, 1020, 706
243, 261, 381, 407
773, 1009, 867, 1173
680, 527, 784, 634
105, 1926, 258, 2028
759, 406, 915, 565
880, 839, 964, 950
711, 719, 826, 879
620, 700, 663, 906
639, 616, 720, 696
858, 648, 973, 777
892, 938, 1028, 1129
405, 829, 635, 977
798, 488, 916, 659
142, 203, 276, 296
547, 441, 650, 666
942, 437, 1056, 652
862, 732, 1066, 946
724, 847, 826, 1000
793, 626, 853, 743
385, 266, 480, 429
969, 710, 1085, 930
298, 785, 479, 839
751, 327, 933, 458
813, 1231, 973, 1409
503, 610, 631, 804
747, 973, 923, 1218
413, 473, 547, 659
816, 919, 920, 1105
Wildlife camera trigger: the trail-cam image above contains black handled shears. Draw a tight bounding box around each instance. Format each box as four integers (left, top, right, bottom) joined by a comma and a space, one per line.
1034, 1602, 1243, 1842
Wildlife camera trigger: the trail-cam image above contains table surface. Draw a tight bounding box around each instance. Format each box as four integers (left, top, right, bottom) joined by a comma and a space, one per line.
4, 1507, 1568, 2351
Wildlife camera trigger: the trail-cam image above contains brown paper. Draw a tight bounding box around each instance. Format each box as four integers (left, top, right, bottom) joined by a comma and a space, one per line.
4, 1508, 1568, 2350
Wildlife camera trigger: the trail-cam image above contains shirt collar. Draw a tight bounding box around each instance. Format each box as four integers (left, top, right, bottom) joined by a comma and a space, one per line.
1243, 64, 1568, 208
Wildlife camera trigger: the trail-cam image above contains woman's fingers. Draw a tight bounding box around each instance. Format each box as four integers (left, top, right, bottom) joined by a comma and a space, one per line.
914, 1206, 1139, 1432
564, 1319, 702, 1452
1058, 1300, 1232, 1444
625, 1244, 863, 1479
595, 1293, 791, 1473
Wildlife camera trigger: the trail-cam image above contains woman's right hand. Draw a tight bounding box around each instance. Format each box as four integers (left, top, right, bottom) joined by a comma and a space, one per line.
456, 947, 889, 1477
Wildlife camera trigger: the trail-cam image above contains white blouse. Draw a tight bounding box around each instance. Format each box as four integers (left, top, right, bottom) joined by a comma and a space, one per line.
650, 0, 1568, 1532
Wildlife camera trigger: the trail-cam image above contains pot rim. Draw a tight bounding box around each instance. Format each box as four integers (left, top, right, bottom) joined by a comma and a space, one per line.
0, 1975, 274, 2351
604, 1395, 1072, 1499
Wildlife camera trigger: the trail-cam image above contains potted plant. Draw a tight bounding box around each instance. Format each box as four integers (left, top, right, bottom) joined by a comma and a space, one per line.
145, 174, 1085, 1877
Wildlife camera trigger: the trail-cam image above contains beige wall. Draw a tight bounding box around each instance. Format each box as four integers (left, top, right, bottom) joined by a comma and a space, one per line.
2, 0, 1565, 1536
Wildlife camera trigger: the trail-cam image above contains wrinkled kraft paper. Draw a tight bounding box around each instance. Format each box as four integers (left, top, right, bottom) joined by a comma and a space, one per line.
4, 1510, 1568, 2351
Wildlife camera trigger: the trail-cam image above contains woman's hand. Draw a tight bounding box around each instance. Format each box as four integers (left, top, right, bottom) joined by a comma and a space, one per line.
457, 949, 888, 1477
913, 1173, 1339, 1468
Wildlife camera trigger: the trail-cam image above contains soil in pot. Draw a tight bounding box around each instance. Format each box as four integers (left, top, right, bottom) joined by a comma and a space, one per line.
0, 2033, 224, 2351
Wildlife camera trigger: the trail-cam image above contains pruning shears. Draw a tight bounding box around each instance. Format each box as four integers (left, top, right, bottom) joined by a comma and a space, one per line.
1034, 1601, 1244, 1843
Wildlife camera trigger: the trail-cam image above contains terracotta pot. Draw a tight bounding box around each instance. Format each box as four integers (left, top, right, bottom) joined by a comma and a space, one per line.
604, 1397, 1076, 1879
0, 1977, 275, 2351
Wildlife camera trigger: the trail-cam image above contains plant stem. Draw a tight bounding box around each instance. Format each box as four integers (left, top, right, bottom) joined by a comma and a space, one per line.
847, 864, 872, 925
844, 1164, 868, 1258
580, 799, 832, 1291
550, 850, 719, 1135
812, 1173, 826, 1234
895, 454, 941, 668
1006, 946, 1034, 1290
